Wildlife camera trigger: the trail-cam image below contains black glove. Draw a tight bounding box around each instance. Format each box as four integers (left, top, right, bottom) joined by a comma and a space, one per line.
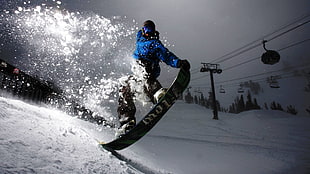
178, 59, 190, 71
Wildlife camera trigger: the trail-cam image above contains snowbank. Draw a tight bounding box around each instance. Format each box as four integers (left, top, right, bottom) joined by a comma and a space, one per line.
0, 97, 309, 174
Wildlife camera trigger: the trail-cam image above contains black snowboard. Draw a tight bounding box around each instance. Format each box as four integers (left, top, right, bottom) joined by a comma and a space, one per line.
100, 67, 190, 151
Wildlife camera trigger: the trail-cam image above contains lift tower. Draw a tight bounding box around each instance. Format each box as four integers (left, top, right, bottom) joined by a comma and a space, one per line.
200, 63, 222, 120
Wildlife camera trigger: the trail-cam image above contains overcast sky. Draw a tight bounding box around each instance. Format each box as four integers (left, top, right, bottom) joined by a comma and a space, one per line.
62, 0, 309, 59
60, 0, 310, 86
2, 0, 309, 89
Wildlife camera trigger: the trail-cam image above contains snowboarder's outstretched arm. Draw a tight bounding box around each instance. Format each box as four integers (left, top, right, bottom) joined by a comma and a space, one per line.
154, 40, 190, 70
154, 40, 180, 68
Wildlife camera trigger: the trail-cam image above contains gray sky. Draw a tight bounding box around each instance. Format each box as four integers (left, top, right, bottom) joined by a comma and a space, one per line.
63, 0, 309, 58
1, 0, 309, 88
3, 0, 293, 95
0, 0, 309, 110
62, 0, 310, 86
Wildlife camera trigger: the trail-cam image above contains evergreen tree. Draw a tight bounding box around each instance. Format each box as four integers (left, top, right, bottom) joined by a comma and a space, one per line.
185, 92, 193, 103
205, 95, 210, 108
270, 101, 283, 111
264, 102, 269, 110
277, 103, 283, 111
194, 95, 198, 104
228, 93, 261, 114
245, 91, 254, 110
270, 101, 277, 110
286, 105, 298, 115
253, 98, 261, 109
199, 93, 205, 106
233, 103, 236, 113
216, 100, 221, 113
237, 95, 245, 113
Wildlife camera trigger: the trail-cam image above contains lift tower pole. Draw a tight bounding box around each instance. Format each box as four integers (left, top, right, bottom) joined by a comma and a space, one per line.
200, 63, 222, 120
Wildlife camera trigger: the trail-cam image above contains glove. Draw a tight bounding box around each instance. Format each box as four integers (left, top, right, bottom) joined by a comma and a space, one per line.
178, 59, 190, 71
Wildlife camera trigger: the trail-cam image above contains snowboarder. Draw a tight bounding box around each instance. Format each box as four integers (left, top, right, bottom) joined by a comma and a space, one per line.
117, 20, 190, 136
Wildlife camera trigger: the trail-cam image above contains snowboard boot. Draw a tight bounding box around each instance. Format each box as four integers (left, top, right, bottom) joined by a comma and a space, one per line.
153, 88, 167, 103
115, 119, 136, 138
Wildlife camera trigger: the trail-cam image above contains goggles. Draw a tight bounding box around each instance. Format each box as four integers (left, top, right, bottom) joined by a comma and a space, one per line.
142, 26, 154, 34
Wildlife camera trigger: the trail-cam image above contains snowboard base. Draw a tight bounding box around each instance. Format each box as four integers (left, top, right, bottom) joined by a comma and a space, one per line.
100, 67, 190, 151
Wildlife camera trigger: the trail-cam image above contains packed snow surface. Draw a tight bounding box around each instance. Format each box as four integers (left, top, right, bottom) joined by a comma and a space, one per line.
0, 96, 309, 174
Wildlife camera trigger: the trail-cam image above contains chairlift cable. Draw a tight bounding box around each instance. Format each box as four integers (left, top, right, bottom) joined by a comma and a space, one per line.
191, 63, 310, 88
192, 71, 303, 90
188, 13, 310, 76
166, 16, 310, 83
214, 19, 310, 64
222, 38, 310, 71
189, 20, 310, 77
190, 38, 310, 83
277, 38, 310, 51
191, 74, 209, 82
209, 14, 310, 64
265, 20, 310, 43
216, 63, 310, 84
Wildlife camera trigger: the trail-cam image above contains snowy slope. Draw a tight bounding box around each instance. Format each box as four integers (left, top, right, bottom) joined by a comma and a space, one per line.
1, 96, 310, 174
1, 2, 309, 174
0, 97, 138, 174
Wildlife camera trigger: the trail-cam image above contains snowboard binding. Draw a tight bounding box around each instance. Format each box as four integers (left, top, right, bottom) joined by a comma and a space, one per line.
153, 88, 167, 103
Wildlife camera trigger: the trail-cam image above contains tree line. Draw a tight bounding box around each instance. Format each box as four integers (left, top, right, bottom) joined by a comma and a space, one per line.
184, 90, 299, 115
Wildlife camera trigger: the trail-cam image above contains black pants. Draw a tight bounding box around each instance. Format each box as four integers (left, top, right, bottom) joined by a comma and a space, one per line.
117, 60, 162, 126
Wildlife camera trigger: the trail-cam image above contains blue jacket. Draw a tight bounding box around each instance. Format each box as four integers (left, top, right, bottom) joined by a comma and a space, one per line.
133, 30, 180, 78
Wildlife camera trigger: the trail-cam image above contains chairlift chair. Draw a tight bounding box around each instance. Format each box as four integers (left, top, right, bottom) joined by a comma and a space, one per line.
219, 85, 225, 93
237, 87, 244, 93
269, 76, 280, 88
269, 81, 280, 88
261, 40, 280, 65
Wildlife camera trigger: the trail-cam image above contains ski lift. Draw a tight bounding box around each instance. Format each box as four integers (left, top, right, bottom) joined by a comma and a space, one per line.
261, 40, 280, 65
237, 87, 244, 93
219, 85, 225, 93
269, 76, 280, 88
200, 63, 222, 74
194, 89, 202, 94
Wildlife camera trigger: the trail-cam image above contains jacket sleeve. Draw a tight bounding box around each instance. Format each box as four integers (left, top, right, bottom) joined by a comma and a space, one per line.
154, 40, 180, 68
133, 30, 143, 59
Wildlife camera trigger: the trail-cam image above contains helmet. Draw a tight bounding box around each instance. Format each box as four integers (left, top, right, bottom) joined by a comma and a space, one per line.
142, 20, 156, 35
